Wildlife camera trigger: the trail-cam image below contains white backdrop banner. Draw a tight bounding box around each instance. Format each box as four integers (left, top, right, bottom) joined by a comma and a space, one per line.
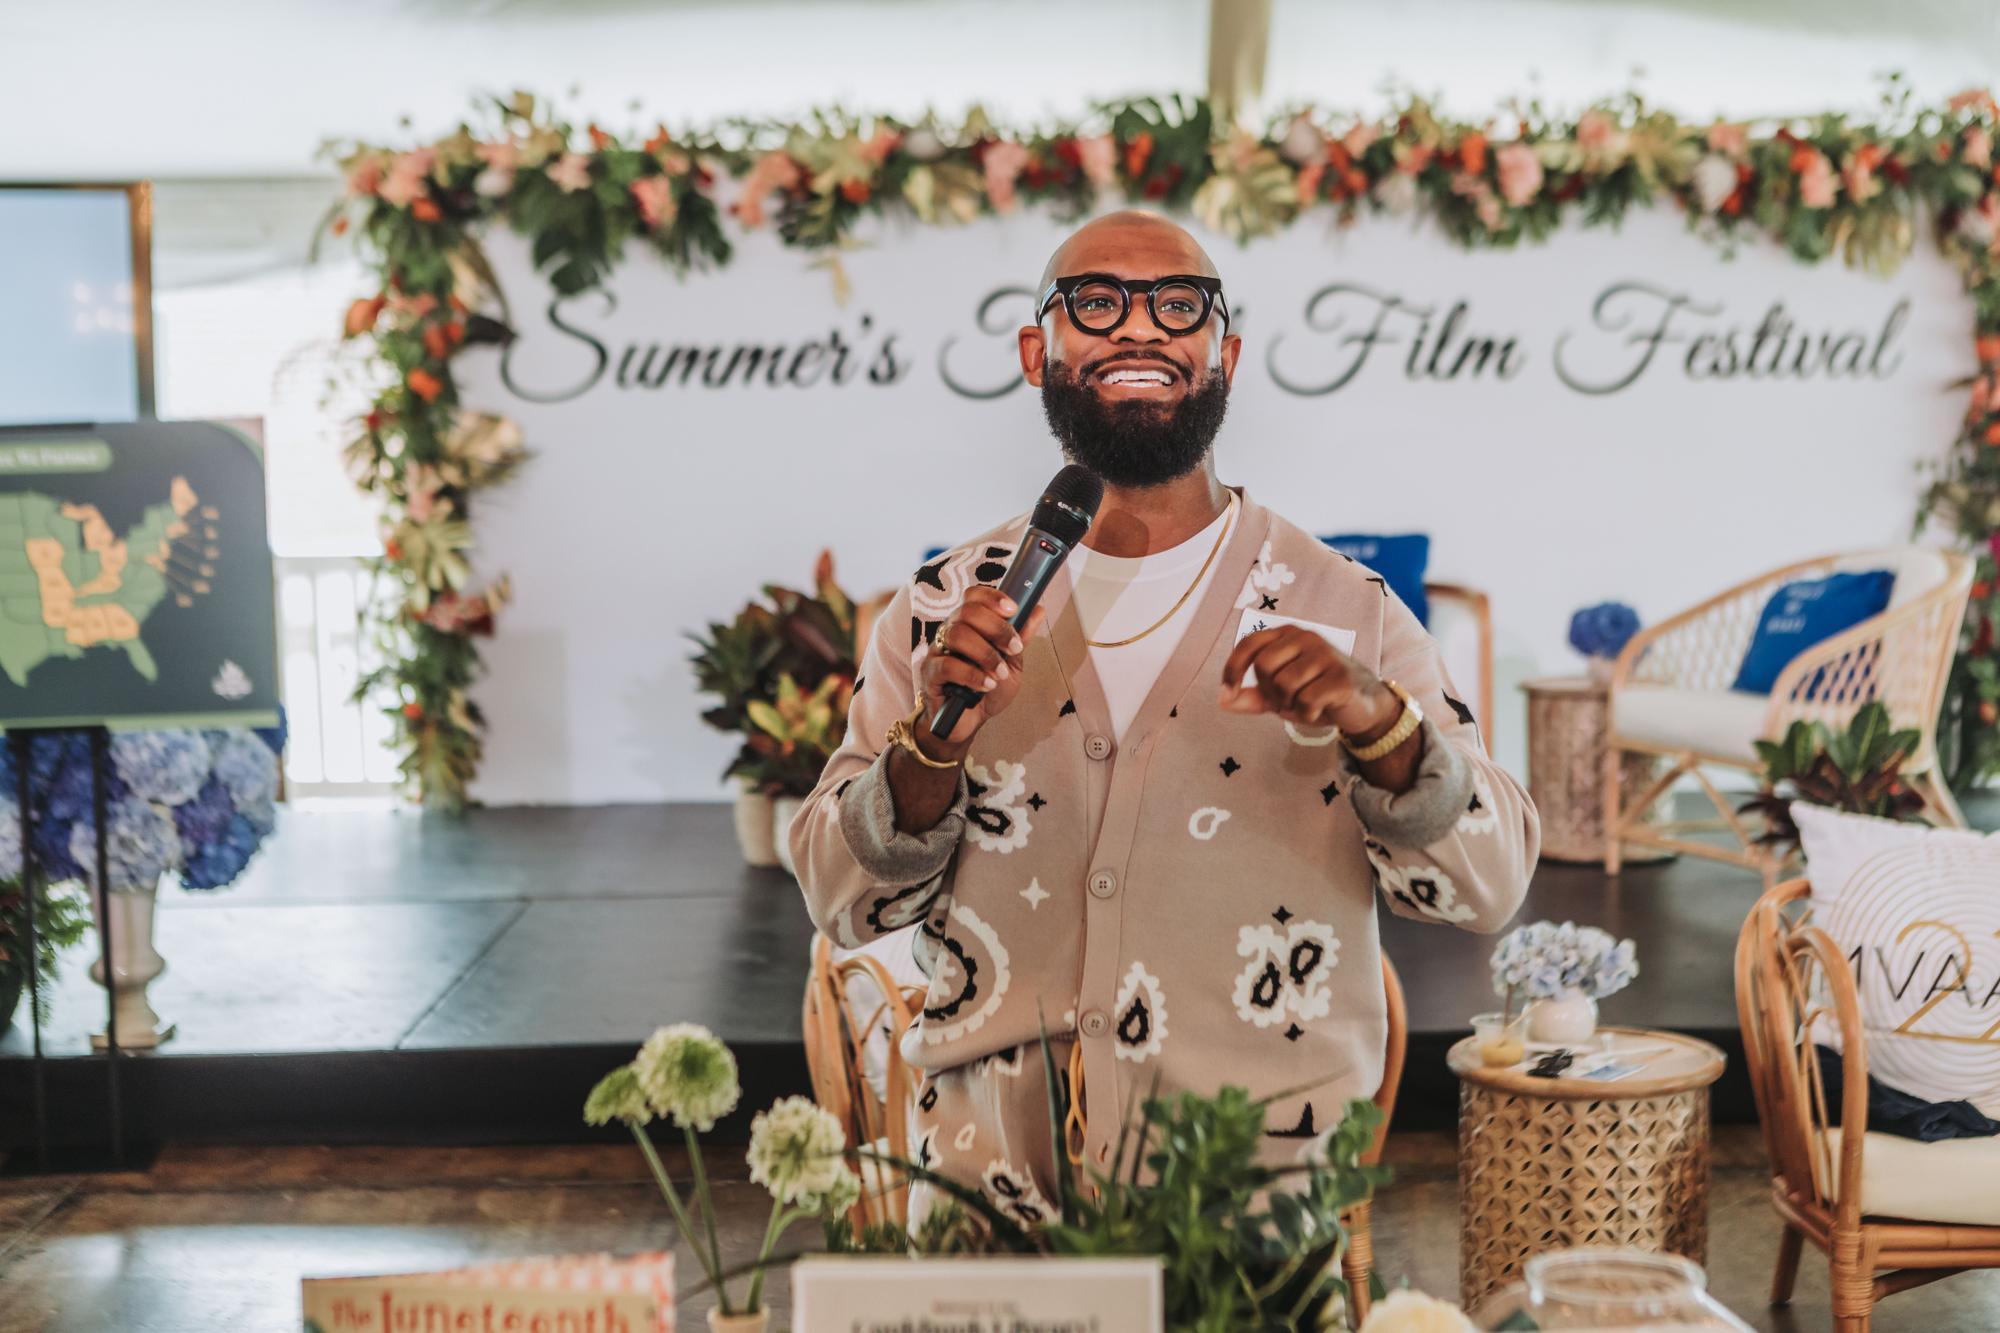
453, 209, 1970, 805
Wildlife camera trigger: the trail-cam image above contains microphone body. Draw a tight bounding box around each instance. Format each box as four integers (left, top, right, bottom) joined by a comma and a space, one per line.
928, 466, 1103, 740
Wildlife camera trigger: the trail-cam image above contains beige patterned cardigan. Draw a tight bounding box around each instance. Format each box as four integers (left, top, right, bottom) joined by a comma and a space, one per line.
790, 487, 1538, 1165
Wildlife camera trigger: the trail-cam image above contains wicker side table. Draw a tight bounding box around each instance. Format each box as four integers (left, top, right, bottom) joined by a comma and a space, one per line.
1449, 1026, 1726, 1309
1522, 676, 1672, 864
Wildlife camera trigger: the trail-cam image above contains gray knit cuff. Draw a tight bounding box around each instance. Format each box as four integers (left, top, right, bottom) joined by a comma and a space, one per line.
836, 744, 969, 887
1346, 716, 1474, 849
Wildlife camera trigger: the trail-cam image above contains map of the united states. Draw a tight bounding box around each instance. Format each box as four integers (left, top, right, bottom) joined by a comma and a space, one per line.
0, 476, 210, 686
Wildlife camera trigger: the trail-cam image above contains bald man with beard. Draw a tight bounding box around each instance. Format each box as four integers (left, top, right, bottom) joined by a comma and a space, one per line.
791, 210, 1538, 1227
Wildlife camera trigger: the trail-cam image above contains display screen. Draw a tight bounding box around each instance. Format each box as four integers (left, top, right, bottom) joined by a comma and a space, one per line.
0, 187, 149, 427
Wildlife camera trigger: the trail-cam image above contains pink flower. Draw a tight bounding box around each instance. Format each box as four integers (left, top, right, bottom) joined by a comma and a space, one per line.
377, 149, 436, 209
861, 128, 901, 166
1705, 122, 1749, 157
1342, 123, 1380, 159
1966, 126, 1993, 170
1075, 134, 1117, 189
1576, 110, 1621, 155
630, 175, 676, 229
345, 155, 385, 198
405, 465, 444, 523
1277, 113, 1325, 166
1496, 142, 1543, 206
732, 151, 802, 229
1222, 131, 1262, 174
1475, 189, 1502, 231
982, 140, 1033, 213
545, 152, 592, 193
1796, 150, 1837, 208
1843, 150, 1881, 204
476, 140, 520, 172
1949, 89, 1998, 118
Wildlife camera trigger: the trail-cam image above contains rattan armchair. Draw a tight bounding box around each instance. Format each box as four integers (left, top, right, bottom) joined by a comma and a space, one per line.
1604, 550, 1972, 885
1736, 879, 2000, 1331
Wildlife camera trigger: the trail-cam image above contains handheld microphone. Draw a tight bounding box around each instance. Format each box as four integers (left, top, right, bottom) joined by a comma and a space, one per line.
929, 464, 1104, 739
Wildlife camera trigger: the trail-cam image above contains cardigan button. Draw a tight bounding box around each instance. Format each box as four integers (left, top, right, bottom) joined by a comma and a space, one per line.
1088, 870, 1117, 899
1084, 733, 1114, 760
1080, 1010, 1109, 1038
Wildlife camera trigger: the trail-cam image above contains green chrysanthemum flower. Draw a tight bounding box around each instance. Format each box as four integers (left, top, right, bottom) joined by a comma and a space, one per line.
634, 1023, 741, 1131
583, 1064, 653, 1127
745, 1095, 848, 1206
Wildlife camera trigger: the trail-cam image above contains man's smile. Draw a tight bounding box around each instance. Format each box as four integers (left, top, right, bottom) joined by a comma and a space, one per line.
1091, 356, 1184, 398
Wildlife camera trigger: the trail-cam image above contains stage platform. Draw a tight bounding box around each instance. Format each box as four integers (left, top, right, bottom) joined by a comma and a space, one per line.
4, 794, 1994, 1152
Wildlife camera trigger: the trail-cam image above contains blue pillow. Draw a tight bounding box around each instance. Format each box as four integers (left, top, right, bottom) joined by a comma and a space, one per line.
1731, 570, 1894, 695
1321, 533, 1430, 627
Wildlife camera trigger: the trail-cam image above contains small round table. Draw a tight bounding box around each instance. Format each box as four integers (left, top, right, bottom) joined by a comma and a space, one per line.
1449, 1026, 1726, 1309
1521, 675, 1673, 864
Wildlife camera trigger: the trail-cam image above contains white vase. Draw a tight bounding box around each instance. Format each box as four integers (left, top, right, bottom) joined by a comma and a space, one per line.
733, 788, 779, 867
707, 1309, 767, 1333
772, 796, 803, 876
87, 881, 176, 1051
1528, 989, 1599, 1045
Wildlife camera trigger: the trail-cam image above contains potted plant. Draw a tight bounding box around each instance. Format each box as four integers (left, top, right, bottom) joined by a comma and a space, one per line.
0, 869, 90, 1036
689, 552, 857, 867
1490, 921, 1638, 1045
1738, 700, 1929, 856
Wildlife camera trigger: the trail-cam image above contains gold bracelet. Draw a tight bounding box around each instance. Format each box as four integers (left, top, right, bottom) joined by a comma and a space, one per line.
886, 702, 964, 770
1341, 679, 1424, 762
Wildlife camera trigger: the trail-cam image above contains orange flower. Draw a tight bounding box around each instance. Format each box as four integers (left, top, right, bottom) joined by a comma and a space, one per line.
1296, 160, 1326, 204
402, 701, 425, 721
331, 214, 350, 237
1973, 581, 1992, 600
1976, 333, 2000, 364
422, 323, 452, 360
1123, 131, 1154, 179
1982, 699, 1999, 726
839, 178, 871, 205
407, 368, 444, 403
384, 538, 404, 561
343, 295, 386, 338
644, 127, 671, 155
1458, 132, 1488, 175
1985, 421, 2000, 446
411, 197, 441, 223
589, 124, 611, 151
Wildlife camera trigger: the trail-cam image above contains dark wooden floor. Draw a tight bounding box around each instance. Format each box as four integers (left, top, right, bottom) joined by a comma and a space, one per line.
2, 794, 1992, 1147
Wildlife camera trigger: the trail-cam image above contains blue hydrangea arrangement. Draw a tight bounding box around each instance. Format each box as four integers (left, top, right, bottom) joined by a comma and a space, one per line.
1491, 920, 1638, 1001
0, 717, 286, 893
1568, 601, 1642, 661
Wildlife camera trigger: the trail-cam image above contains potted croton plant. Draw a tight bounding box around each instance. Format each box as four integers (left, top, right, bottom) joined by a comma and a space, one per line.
688, 552, 857, 869
1739, 700, 1930, 858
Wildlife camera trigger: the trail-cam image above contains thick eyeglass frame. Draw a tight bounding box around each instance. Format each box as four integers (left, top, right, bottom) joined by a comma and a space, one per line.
1036, 272, 1231, 337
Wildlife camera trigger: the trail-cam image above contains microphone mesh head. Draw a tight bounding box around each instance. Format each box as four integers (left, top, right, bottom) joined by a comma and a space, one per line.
1031, 464, 1104, 546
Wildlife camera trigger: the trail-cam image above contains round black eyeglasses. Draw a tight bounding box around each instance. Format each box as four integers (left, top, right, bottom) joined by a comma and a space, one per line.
1037, 273, 1230, 337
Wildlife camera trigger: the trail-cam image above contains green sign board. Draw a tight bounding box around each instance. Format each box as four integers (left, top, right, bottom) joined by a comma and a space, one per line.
0, 421, 279, 730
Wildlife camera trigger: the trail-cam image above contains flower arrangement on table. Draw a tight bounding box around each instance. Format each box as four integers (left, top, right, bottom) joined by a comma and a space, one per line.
586, 1025, 1393, 1331
1490, 920, 1639, 1046
1568, 600, 1642, 682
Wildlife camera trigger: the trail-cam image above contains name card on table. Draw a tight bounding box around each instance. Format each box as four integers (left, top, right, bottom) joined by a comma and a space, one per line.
303, 1252, 673, 1332
791, 1256, 1164, 1332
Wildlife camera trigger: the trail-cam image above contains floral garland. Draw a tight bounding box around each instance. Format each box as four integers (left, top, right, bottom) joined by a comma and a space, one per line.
327, 85, 2000, 809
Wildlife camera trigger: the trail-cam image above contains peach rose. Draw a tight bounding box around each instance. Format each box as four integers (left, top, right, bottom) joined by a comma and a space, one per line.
982, 140, 1033, 213
545, 152, 592, 193
406, 368, 444, 403
1966, 126, 1993, 170
1342, 122, 1380, 159
1705, 121, 1749, 157
630, 175, 676, 229
1296, 160, 1326, 205
862, 128, 901, 166
1949, 89, 1998, 118
477, 140, 520, 172
344, 155, 385, 198
732, 151, 801, 229
1076, 134, 1117, 189
1576, 110, 1622, 156
1844, 144, 1882, 203
1496, 142, 1543, 206
1796, 149, 1837, 208
343, 295, 386, 338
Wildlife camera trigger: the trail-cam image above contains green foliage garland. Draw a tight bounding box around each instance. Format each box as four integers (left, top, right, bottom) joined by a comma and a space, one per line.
326, 82, 2000, 808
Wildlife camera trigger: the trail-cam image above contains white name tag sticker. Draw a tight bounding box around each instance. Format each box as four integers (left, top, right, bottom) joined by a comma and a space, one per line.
1233, 608, 1357, 686
791, 1255, 1164, 1332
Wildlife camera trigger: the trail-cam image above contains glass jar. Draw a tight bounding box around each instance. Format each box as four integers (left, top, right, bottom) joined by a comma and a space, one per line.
1470, 1010, 1531, 1067
1472, 1248, 1754, 1330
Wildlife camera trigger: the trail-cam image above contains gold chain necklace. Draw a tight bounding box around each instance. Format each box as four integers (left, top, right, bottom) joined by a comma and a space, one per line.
1082, 498, 1236, 648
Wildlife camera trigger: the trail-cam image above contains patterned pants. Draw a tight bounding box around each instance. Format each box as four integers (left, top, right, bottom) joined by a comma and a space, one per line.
906, 1037, 1081, 1233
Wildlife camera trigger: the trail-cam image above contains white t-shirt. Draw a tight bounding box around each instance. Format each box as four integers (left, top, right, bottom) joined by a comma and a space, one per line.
1065, 496, 1237, 741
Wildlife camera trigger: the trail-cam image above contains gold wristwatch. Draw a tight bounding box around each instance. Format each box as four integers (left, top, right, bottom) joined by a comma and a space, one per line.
886, 701, 963, 770
1341, 679, 1423, 762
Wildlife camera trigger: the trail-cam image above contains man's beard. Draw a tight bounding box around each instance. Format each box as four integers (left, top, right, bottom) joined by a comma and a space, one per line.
1039, 360, 1230, 489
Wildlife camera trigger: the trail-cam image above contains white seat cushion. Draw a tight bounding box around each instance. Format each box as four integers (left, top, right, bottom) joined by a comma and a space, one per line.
1824, 1127, 2000, 1226
1611, 684, 1769, 760
1832, 547, 1948, 610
